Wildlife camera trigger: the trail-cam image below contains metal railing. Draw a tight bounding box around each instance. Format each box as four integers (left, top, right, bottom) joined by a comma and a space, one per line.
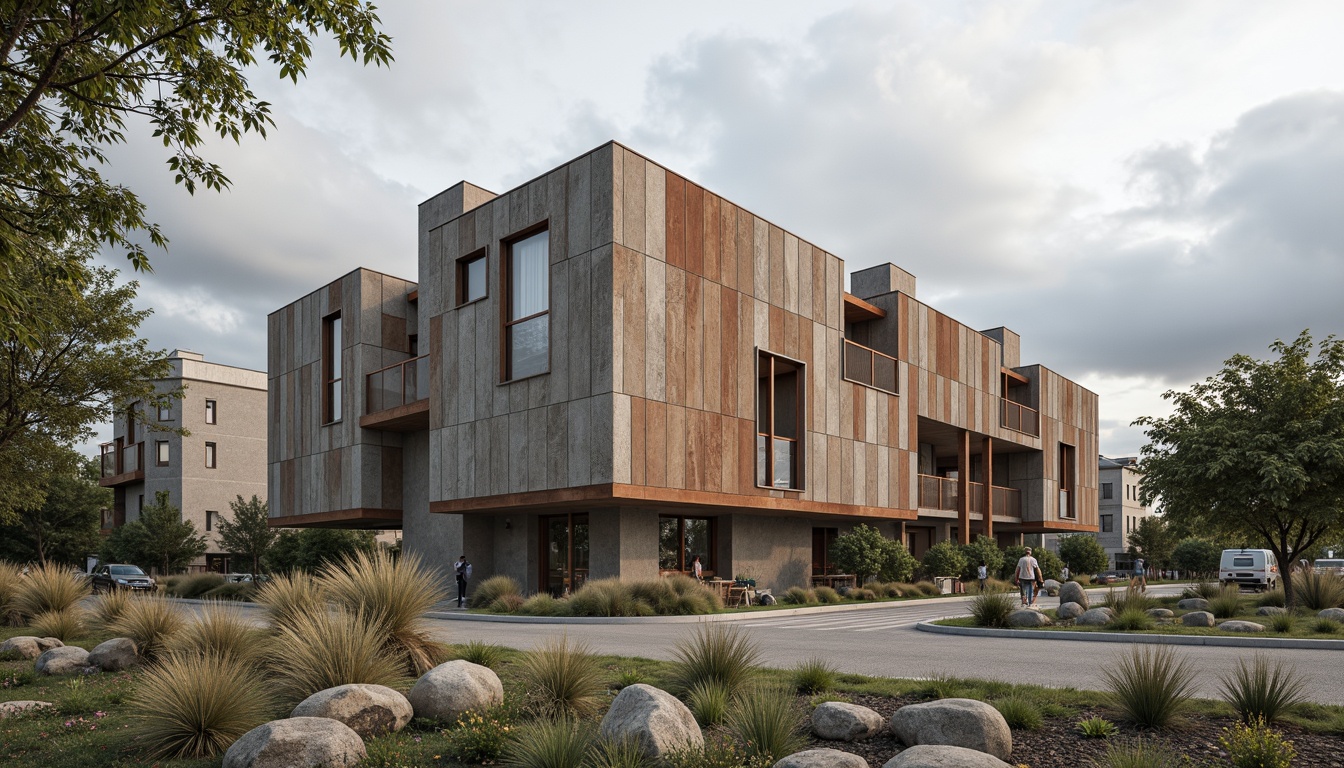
1000, 399, 1040, 436
917, 474, 1022, 518
99, 441, 143, 478
842, 339, 898, 395
365, 355, 428, 414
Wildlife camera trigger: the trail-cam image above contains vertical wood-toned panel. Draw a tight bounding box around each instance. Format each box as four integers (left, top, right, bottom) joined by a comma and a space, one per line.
622, 154, 646, 253
719, 200, 737, 293
619, 247, 647, 398
666, 173, 685, 271
720, 289, 739, 418
630, 396, 647, 486
685, 183, 704, 278
704, 193, 721, 285
703, 280, 722, 414
686, 276, 704, 410
665, 268, 687, 406
667, 405, 687, 489
646, 400, 667, 487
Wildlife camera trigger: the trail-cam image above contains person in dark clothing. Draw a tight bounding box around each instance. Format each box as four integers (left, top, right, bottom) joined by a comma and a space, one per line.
454, 555, 472, 608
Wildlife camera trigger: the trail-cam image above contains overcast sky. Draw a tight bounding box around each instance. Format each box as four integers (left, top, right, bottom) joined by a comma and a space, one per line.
93, 1, 1344, 456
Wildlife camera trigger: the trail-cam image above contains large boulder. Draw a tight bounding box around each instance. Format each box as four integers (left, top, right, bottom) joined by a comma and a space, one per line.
1056, 602, 1085, 620
88, 638, 138, 672
0, 637, 42, 660
599, 683, 703, 759
1318, 608, 1344, 622
889, 698, 1012, 760
1075, 608, 1114, 627
1177, 598, 1209, 611
0, 700, 52, 718
1007, 609, 1051, 627
774, 748, 869, 768
883, 745, 1013, 768
1255, 606, 1287, 617
1041, 579, 1061, 596
811, 701, 884, 741
407, 660, 503, 724
36, 638, 63, 652
1058, 581, 1088, 608
223, 717, 365, 768
1220, 620, 1265, 633
35, 646, 89, 675
1182, 611, 1215, 627
292, 684, 413, 738
1146, 609, 1174, 619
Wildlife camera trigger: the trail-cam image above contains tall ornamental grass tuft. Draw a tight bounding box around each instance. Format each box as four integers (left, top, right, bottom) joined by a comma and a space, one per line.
792, 657, 837, 694
469, 575, 523, 610
253, 571, 326, 633
1107, 607, 1154, 631
519, 593, 568, 617
969, 591, 1017, 628
669, 623, 762, 697
813, 585, 842, 603
993, 695, 1044, 730
725, 685, 808, 763
568, 579, 650, 617
88, 588, 132, 630
455, 640, 509, 669
516, 635, 605, 719
1293, 570, 1344, 610
1103, 586, 1151, 614
320, 549, 448, 674
1101, 645, 1197, 728
1218, 654, 1307, 724
1257, 588, 1286, 608
780, 586, 817, 605
587, 735, 657, 768
1184, 582, 1221, 600
166, 601, 269, 663
0, 560, 23, 625
13, 563, 89, 620
1090, 739, 1183, 768
1209, 586, 1243, 618
130, 652, 276, 759
269, 607, 405, 705
29, 608, 87, 641
686, 679, 732, 726
664, 574, 722, 613
168, 572, 226, 599
503, 718, 594, 768
1267, 612, 1296, 633
109, 595, 186, 660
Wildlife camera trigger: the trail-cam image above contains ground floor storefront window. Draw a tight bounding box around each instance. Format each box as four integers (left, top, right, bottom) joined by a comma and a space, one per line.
658, 516, 714, 575
541, 513, 589, 596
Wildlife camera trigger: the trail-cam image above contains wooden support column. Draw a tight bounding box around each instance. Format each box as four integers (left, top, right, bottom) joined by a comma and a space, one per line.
983, 435, 994, 541
957, 430, 971, 545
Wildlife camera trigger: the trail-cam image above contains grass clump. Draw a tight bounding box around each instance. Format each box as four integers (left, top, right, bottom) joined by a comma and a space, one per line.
612, 668, 647, 690
253, 571, 325, 633
456, 639, 509, 669
1293, 570, 1344, 610
568, 579, 651, 617
1257, 588, 1286, 608
1184, 581, 1221, 600
1313, 617, 1341, 634
168, 572, 226, 599
13, 563, 89, 620
792, 656, 837, 694
1268, 612, 1297, 633
269, 607, 405, 705
29, 608, 87, 640
1107, 607, 1154, 631
490, 594, 528, 613
662, 734, 759, 768
0, 560, 23, 625
846, 587, 877, 601
588, 735, 657, 768
109, 594, 186, 660
1219, 717, 1296, 768
686, 679, 732, 726
503, 718, 593, 768
1077, 716, 1119, 738
1209, 586, 1244, 618
520, 593, 567, 617
88, 588, 132, 630
780, 586, 816, 605
1103, 586, 1151, 614
669, 623, 761, 697
469, 575, 523, 610
1219, 653, 1307, 724
914, 581, 941, 596
130, 652, 276, 759
165, 600, 268, 662
320, 549, 449, 674
969, 591, 1017, 628
725, 684, 807, 763
992, 695, 1043, 730
516, 635, 605, 719
1090, 739, 1183, 768
1101, 645, 1196, 728
812, 586, 842, 604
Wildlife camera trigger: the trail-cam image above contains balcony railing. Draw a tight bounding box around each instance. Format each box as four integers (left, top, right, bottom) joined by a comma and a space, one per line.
365, 355, 428, 414
1000, 399, 1040, 436
842, 339, 898, 395
917, 474, 1022, 518
99, 441, 143, 481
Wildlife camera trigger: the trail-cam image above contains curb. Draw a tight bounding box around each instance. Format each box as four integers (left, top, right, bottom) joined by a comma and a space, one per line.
915, 619, 1344, 650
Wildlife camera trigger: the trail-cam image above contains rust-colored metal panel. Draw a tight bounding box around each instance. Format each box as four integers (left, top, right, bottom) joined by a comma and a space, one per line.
704, 192, 721, 285
630, 396, 647, 485
646, 400, 667, 487
719, 200, 737, 292
705, 411, 723, 493
811, 248, 826, 323
618, 246, 647, 398
768, 224, 784, 307
853, 383, 866, 443
666, 173, 685, 270
736, 207, 753, 300
667, 405, 687, 489
721, 414, 739, 493
866, 444, 879, 507
685, 408, 703, 491
666, 269, 687, 406
685, 183, 704, 277
768, 305, 784, 351
703, 280, 722, 414
686, 275, 704, 410
720, 289, 739, 416
738, 417, 756, 494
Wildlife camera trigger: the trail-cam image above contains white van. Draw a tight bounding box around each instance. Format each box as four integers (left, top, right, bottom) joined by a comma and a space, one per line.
1219, 549, 1279, 591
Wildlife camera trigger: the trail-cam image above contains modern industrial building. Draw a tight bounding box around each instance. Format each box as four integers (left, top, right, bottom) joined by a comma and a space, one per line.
266, 142, 1099, 593
99, 350, 268, 572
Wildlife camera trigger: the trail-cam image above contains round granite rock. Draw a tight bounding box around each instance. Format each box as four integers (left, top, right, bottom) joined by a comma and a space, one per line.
1007, 609, 1052, 627
223, 717, 365, 768
1255, 606, 1287, 617
889, 698, 1012, 760
1056, 602, 1085, 620
1058, 582, 1088, 609
35, 646, 89, 675
882, 744, 1013, 768
1146, 608, 1174, 619
291, 683, 413, 738
1219, 620, 1266, 633
88, 638, 138, 672
1177, 598, 1210, 611
774, 748, 870, 768
1075, 608, 1114, 626
407, 660, 503, 724
1182, 611, 1215, 627
1318, 608, 1344, 622
811, 701, 884, 741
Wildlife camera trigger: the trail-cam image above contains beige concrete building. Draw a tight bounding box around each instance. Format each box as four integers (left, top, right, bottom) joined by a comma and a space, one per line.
1097, 455, 1151, 569
267, 142, 1099, 593
99, 350, 267, 571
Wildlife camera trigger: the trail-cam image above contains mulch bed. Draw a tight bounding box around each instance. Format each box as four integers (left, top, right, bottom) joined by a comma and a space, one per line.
804, 693, 1344, 768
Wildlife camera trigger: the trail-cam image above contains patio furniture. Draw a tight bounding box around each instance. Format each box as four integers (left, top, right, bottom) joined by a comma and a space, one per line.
811, 574, 857, 591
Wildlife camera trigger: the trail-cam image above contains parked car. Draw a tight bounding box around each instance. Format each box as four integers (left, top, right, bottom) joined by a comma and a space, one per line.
90, 564, 158, 593
1093, 570, 1129, 585
1313, 558, 1344, 576
1219, 548, 1279, 592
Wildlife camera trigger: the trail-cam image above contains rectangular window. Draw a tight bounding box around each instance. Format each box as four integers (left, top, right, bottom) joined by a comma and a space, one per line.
206, 510, 217, 532
205, 442, 217, 469
1058, 443, 1076, 519
756, 350, 804, 489
1100, 514, 1113, 533
127, 403, 138, 444
504, 229, 550, 380
457, 250, 488, 305
155, 440, 170, 466
323, 312, 343, 423
658, 516, 714, 573
137, 494, 143, 514
1101, 482, 1112, 500
157, 403, 172, 421
205, 399, 217, 424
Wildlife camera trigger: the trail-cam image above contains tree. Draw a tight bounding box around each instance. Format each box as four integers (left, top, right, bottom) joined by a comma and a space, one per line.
0, 2, 393, 338
215, 495, 274, 575
262, 528, 376, 574
959, 535, 1005, 581
1057, 534, 1109, 577
1126, 516, 1176, 571
1136, 331, 1344, 608
879, 539, 917, 583
829, 524, 892, 584
1172, 538, 1222, 580
0, 450, 105, 566
920, 541, 967, 579
101, 490, 205, 574
0, 265, 173, 524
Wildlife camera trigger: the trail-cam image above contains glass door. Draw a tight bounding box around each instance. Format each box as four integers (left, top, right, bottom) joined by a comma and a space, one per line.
541, 513, 589, 596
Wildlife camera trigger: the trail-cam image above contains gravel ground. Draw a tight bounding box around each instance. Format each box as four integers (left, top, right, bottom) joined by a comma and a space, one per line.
803, 693, 1344, 768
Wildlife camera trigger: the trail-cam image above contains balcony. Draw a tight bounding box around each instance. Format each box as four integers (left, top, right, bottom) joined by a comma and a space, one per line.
99, 441, 144, 487
918, 474, 1022, 518
842, 339, 898, 395
1000, 399, 1040, 436
360, 355, 429, 431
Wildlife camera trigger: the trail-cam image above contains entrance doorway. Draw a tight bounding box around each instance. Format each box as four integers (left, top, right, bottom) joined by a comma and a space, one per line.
812, 527, 837, 575
540, 513, 589, 596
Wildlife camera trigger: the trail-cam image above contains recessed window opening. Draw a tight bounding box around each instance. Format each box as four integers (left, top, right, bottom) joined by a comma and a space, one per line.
756, 351, 804, 490
504, 229, 550, 380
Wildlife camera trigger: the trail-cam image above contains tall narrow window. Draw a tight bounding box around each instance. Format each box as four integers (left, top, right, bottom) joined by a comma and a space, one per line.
1101, 514, 1113, 533
206, 510, 217, 532
155, 440, 170, 466
756, 351, 804, 489
1101, 482, 1112, 500
1058, 443, 1076, 519
504, 230, 549, 380
205, 442, 217, 469
457, 250, 487, 305
127, 403, 138, 444
205, 399, 217, 424
323, 312, 343, 423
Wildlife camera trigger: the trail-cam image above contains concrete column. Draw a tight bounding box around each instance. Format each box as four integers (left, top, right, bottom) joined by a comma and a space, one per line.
957, 430, 971, 545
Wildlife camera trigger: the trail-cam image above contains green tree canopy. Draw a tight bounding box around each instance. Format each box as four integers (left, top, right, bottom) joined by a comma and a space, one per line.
1057, 534, 1109, 577
263, 528, 376, 574
829, 524, 892, 584
959, 535, 1005, 581
1126, 516, 1176, 570
1171, 538, 1222, 579
215, 494, 275, 575
920, 540, 967, 579
1136, 331, 1344, 607
100, 489, 206, 574
0, 450, 105, 566
879, 538, 917, 583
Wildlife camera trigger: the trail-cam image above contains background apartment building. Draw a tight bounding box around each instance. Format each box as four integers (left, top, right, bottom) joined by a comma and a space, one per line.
99, 350, 267, 572
1097, 454, 1151, 569
267, 142, 1099, 592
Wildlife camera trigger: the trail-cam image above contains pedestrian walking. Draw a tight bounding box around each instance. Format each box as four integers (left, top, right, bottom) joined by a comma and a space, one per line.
454, 555, 472, 608
1061, 565, 1070, 581
1131, 556, 1147, 592
1014, 547, 1042, 607
691, 555, 704, 581
977, 560, 988, 592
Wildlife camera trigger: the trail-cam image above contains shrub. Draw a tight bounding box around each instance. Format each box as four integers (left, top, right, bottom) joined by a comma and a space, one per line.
444, 708, 514, 764
893, 582, 921, 597
662, 734, 760, 768
253, 571, 325, 633
88, 588, 131, 630
792, 657, 837, 694
13, 563, 89, 620
1108, 607, 1154, 631
456, 640, 509, 669
1077, 716, 1119, 738
469, 574, 523, 610
0, 560, 24, 625
846, 587, 877, 601
1090, 739, 1183, 768
1218, 717, 1296, 768
29, 608, 87, 641
1058, 534, 1109, 577
320, 549, 448, 674
200, 582, 255, 601
1209, 586, 1244, 618
914, 581, 941, 596
1293, 570, 1344, 610
166, 601, 268, 662
969, 591, 1017, 628
568, 579, 649, 617
130, 652, 276, 758
1257, 588, 1286, 608
1268, 612, 1296, 633
664, 574, 723, 613
1184, 581, 1222, 600
109, 594, 186, 660
872, 582, 904, 598
588, 735, 656, 768
168, 572, 225, 599
503, 718, 593, 768
627, 578, 678, 614
726, 685, 807, 763
269, 607, 405, 704
921, 540, 967, 580
516, 635, 605, 719
1102, 645, 1197, 728
992, 696, 1043, 730
57, 677, 98, 715
829, 523, 895, 583
489, 593, 528, 613
1313, 618, 1340, 634
1103, 586, 1151, 614
879, 539, 918, 583
813, 585, 842, 603
1171, 538, 1222, 580
669, 623, 762, 697
1219, 653, 1307, 724
519, 592, 567, 617
959, 535, 1006, 581
686, 679, 732, 726
780, 586, 816, 605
